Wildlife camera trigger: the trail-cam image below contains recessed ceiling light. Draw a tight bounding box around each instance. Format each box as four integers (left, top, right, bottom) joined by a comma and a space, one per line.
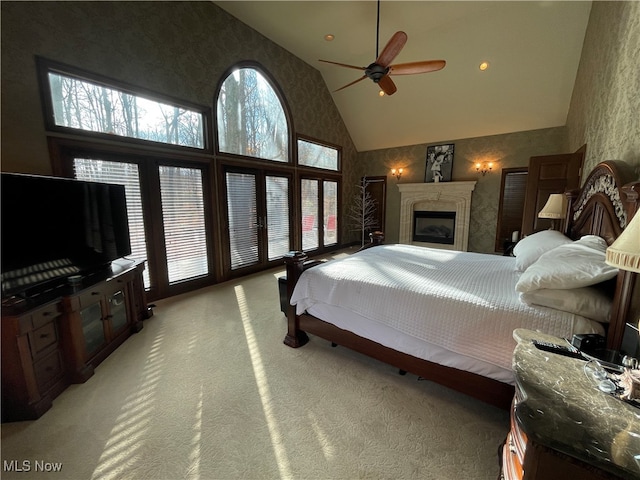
324, 34, 335, 42
479, 61, 489, 71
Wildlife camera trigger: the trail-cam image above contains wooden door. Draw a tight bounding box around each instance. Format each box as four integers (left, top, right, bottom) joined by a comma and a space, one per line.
521, 146, 585, 236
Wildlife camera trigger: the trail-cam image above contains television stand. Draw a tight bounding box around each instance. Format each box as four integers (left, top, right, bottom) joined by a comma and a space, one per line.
1, 260, 149, 422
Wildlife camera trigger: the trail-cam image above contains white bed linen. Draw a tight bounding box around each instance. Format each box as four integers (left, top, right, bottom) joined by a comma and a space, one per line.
291, 244, 605, 385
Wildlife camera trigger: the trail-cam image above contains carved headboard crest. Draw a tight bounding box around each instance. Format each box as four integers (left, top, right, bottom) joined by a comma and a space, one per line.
572, 171, 627, 228
566, 160, 639, 246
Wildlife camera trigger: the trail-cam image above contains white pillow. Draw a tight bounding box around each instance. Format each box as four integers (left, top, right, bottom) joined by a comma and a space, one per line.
512, 230, 572, 271
520, 287, 612, 323
515, 235, 618, 293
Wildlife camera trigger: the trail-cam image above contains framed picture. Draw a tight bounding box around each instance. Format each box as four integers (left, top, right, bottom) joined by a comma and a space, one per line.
425, 143, 454, 182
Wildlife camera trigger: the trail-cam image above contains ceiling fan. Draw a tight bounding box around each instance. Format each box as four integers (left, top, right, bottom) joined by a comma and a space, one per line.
319, 0, 446, 96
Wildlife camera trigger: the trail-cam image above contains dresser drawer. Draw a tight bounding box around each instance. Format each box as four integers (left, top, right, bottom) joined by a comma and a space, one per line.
29, 320, 59, 358
31, 302, 62, 329
33, 349, 64, 392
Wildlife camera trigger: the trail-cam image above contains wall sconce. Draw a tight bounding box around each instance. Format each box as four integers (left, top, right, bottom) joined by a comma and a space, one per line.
475, 162, 493, 176
391, 168, 403, 181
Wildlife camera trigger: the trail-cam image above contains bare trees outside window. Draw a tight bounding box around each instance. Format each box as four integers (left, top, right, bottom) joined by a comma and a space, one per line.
48, 72, 205, 148
217, 68, 288, 162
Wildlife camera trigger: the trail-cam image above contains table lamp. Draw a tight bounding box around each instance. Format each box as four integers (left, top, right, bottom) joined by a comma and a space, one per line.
538, 193, 567, 230
606, 212, 640, 397
606, 212, 640, 273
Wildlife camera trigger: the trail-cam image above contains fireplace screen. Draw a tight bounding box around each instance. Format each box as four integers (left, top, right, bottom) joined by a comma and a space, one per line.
413, 211, 456, 244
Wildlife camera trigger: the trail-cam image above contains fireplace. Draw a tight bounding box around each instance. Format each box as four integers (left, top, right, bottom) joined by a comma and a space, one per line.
413, 211, 456, 244
397, 181, 476, 251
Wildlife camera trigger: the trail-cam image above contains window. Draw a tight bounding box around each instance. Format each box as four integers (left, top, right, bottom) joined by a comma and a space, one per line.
323, 180, 338, 246
73, 158, 151, 287
298, 138, 339, 171
301, 179, 319, 251
41, 59, 207, 149
159, 166, 209, 283
300, 178, 339, 252
71, 154, 211, 297
217, 67, 289, 162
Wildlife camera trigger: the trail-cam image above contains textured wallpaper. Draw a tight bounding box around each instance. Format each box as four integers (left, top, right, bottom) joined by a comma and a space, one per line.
2, 1, 638, 253
566, 1, 640, 177
358, 127, 567, 252
0, 1, 360, 238
359, 0, 640, 252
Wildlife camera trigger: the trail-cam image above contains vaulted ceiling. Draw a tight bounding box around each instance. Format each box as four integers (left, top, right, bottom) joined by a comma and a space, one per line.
214, 1, 592, 152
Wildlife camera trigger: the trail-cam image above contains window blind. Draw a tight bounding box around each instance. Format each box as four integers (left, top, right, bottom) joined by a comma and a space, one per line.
301, 179, 319, 251
266, 176, 290, 261
159, 166, 208, 283
323, 180, 338, 246
226, 172, 258, 269
73, 158, 150, 287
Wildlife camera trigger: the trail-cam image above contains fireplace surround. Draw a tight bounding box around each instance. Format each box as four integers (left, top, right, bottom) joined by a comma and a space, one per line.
397, 181, 477, 251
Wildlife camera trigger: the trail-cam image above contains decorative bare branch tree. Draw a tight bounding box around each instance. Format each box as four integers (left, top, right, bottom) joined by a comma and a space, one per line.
348, 177, 378, 246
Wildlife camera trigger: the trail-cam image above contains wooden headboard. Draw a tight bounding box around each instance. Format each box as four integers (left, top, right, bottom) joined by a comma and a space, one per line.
564, 160, 640, 349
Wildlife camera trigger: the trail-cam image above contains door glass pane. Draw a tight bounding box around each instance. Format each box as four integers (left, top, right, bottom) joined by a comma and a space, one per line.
159, 166, 208, 283
266, 176, 290, 261
109, 290, 128, 333
323, 180, 338, 246
301, 179, 319, 251
226, 172, 258, 269
74, 159, 150, 288
80, 302, 105, 356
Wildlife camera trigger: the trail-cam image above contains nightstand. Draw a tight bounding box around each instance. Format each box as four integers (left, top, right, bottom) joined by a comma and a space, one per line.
501, 329, 640, 480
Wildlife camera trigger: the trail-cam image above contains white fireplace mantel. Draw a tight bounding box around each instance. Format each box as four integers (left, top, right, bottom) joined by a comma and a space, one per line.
397, 181, 477, 251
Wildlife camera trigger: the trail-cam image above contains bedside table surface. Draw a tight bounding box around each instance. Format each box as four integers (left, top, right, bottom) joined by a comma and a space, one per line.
513, 329, 640, 479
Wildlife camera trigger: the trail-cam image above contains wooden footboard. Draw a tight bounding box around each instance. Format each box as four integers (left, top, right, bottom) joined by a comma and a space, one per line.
283, 230, 514, 410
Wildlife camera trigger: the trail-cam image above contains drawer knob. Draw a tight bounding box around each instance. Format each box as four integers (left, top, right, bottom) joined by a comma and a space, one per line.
40, 333, 50, 339
91, 291, 100, 296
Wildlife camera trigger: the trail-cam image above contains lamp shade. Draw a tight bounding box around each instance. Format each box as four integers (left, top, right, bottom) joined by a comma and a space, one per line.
606, 213, 640, 273
538, 194, 567, 219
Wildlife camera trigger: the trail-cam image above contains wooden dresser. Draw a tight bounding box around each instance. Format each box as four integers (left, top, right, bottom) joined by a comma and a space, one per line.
502, 329, 640, 480
1, 260, 149, 422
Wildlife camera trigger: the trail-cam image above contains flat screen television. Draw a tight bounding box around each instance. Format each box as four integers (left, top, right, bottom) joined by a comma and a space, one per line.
1, 173, 131, 298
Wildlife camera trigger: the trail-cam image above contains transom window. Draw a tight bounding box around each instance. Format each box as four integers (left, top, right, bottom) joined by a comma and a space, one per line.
40, 58, 207, 149
216, 67, 289, 162
298, 138, 339, 171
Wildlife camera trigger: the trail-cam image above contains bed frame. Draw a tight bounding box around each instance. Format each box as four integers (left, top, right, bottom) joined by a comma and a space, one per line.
283, 161, 639, 409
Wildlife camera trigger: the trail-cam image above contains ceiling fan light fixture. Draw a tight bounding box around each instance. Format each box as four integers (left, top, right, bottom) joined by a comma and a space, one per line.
479, 61, 489, 71
379, 90, 385, 97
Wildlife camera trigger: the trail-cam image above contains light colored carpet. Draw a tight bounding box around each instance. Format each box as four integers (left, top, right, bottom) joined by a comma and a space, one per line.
1, 256, 509, 480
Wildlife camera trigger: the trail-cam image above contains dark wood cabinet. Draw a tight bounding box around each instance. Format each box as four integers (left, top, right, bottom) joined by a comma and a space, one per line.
1, 261, 149, 422
1, 300, 66, 422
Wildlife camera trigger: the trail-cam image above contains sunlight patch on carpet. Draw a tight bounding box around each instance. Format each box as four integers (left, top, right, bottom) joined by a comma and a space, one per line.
235, 285, 292, 479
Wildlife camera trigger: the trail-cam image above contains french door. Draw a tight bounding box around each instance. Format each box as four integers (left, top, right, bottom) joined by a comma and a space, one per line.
224, 167, 292, 274
71, 154, 213, 300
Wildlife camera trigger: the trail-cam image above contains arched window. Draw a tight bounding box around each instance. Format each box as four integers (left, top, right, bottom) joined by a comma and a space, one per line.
216, 67, 289, 162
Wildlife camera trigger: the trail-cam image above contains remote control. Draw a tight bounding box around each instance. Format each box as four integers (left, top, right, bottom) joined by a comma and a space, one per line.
532, 340, 586, 359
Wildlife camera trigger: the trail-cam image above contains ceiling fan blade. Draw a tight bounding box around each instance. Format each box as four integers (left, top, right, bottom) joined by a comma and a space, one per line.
319, 59, 366, 71
389, 60, 446, 75
333, 75, 368, 93
375, 31, 407, 67
378, 75, 397, 96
